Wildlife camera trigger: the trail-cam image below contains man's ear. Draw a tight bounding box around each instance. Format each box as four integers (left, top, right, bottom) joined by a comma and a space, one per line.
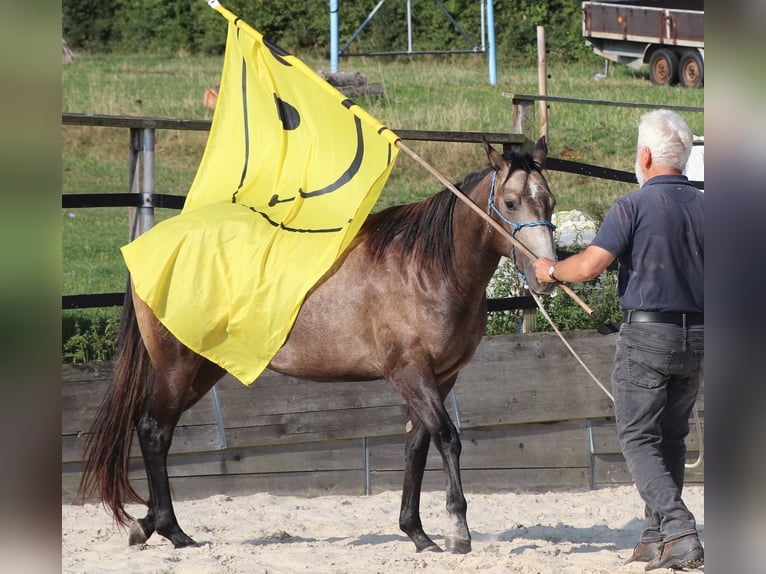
641, 146, 653, 170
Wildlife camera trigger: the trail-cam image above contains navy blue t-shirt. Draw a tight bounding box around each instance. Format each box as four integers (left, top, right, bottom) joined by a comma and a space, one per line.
591, 174, 703, 313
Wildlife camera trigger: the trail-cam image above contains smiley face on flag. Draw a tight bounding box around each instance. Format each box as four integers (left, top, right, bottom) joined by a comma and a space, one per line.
183, 21, 398, 236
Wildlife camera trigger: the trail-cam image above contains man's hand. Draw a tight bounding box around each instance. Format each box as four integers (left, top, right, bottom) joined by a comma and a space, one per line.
534, 257, 558, 284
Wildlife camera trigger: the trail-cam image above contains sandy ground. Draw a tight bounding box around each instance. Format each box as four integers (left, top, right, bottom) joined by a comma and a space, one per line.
62, 485, 704, 573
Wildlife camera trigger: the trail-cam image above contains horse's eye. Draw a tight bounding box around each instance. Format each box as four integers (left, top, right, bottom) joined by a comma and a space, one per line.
504, 199, 515, 211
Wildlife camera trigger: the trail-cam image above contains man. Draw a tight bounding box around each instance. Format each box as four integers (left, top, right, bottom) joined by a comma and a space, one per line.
534, 109, 704, 571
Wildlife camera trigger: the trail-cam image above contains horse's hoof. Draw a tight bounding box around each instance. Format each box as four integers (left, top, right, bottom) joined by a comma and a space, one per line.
417, 543, 443, 553
128, 521, 149, 546
171, 535, 199, 549
444, 535, 472, 554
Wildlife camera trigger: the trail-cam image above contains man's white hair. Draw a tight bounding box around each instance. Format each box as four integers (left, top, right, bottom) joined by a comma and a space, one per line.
637, 109, 693, 172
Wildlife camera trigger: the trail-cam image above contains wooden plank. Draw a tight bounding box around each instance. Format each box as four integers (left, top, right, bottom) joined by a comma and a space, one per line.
224, 405, 408, 448
212, 373, 404, 421
453, 332, 616, 427
62, 368, 219, 435
149, 470, 367, 500
62, 113, 527, 146
62, 423, 223, 464
590, 418, 705, 455
511, 93, 704, 113
593, 454, 705, 487
368, 422, 589, 471
370, 467, 590, 494
161, 439, 365, 478
61, 362, 115, 383
65, 469, 368, 503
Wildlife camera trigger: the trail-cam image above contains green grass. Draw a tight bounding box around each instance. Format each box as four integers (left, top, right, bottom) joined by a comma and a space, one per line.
61, 52, 703, 358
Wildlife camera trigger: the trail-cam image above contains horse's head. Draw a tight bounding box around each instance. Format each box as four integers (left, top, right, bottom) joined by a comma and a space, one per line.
483, 137, 557, 295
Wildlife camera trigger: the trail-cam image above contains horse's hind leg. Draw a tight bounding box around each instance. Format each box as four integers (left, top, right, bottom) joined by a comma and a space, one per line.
130, 294, 225, 547
130, 358, 224, 548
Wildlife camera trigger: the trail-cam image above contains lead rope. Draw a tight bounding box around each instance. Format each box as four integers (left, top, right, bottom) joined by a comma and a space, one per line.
529, 291, 704, 469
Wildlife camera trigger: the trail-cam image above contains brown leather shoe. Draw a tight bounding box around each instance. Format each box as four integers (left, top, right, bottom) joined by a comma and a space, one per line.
624, 540, 663, 564
645, 533, 704, 571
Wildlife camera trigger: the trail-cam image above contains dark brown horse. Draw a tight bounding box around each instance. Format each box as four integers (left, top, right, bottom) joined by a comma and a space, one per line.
79, 138, 557, 554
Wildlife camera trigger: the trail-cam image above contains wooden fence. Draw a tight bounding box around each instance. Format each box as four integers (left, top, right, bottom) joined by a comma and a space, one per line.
62, 330, 703, 502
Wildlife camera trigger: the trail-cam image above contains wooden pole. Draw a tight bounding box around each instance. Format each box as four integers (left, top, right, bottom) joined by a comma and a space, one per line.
536, 26, 548, 141
395, 140, 593, 315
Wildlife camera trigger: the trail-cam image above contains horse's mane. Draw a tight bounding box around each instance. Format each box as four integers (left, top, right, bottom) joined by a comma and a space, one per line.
363, 167, 493, 288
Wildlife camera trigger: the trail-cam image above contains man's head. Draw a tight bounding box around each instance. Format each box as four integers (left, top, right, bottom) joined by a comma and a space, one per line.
634, 109, 694, 186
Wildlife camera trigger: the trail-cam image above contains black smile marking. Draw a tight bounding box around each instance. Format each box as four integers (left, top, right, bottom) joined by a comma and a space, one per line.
274, 95, 300, 131
243, 204, 343, 234
269, 193, 295, 207
299, 115, 364, 199
264, 37, 292, 66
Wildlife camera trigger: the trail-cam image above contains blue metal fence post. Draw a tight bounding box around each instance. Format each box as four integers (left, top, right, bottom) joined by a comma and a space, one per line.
487, 0, 497, 85
330, 0, 339, 73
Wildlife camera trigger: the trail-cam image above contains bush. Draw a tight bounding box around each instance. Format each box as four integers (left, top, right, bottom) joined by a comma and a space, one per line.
63, 0, 594, 63
62, 310, 121, 363
485, 254, 623, 336
534, 271, 623, 333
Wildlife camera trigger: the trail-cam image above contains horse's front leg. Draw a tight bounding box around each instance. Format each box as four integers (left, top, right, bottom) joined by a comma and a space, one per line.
393, 367, 471, 554
399, 410, 441, 552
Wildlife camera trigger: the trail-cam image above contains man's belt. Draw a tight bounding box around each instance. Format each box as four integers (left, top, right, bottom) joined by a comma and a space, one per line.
624, 310, 704, 326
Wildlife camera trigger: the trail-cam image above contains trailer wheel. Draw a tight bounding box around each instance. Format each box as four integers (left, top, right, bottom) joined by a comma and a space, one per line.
679, 50, 704, 88
649, 48, 678, 86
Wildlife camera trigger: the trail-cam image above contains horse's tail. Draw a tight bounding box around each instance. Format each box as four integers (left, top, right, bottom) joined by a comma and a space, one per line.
77, 283, 152, 526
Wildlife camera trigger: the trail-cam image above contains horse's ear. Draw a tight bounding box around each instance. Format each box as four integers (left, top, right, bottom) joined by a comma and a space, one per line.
532, 135, 547, 169
483, 139, 505, 171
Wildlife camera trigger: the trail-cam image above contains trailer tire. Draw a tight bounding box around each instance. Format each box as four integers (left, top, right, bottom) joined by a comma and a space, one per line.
679, 50, 704, 88
649, 48, 678, 86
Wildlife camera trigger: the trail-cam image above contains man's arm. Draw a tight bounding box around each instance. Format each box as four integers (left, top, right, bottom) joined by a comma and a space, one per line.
533, 245, 616, 284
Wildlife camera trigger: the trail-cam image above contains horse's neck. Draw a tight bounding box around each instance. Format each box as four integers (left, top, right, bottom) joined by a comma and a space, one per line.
451, 197, 502, 293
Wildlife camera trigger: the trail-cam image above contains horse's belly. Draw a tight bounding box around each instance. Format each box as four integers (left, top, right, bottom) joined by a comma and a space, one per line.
269, 335, 383, 382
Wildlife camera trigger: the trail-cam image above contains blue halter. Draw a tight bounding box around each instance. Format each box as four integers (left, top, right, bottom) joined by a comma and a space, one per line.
487, 171, 556, 283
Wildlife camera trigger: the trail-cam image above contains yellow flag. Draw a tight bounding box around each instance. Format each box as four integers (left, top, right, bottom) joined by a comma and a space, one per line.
121, 2, 399, 384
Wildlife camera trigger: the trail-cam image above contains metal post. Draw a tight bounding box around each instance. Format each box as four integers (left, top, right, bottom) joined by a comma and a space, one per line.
330, 0, 339, 73
406, 0, 413, 54
128, 127, 156, 239
486, 0, 497, 85
480, 0, 486, 52
138, 128, 156, 236
211, 385, 228, 449
449, 389, 462, 432
520, 309, 537, 333
340, 0, 387, 54
363, 437, 371, 495
128, 128, 141, 241
586, 419, 595, 490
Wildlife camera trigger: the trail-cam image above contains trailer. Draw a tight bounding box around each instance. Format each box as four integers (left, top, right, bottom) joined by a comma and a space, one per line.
582, 0, 703, 87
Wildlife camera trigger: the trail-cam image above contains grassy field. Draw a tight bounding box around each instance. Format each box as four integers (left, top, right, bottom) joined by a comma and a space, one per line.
61, 51, 703, 358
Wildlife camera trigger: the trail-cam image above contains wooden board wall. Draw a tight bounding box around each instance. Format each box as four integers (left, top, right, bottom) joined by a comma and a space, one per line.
62, 330, 703, 502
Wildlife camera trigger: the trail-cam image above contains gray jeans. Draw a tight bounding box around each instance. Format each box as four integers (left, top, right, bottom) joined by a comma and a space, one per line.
612, 321, 704, 543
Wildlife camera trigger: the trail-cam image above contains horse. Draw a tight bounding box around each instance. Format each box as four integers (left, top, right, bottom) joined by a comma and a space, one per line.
78, 137, 557, 554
